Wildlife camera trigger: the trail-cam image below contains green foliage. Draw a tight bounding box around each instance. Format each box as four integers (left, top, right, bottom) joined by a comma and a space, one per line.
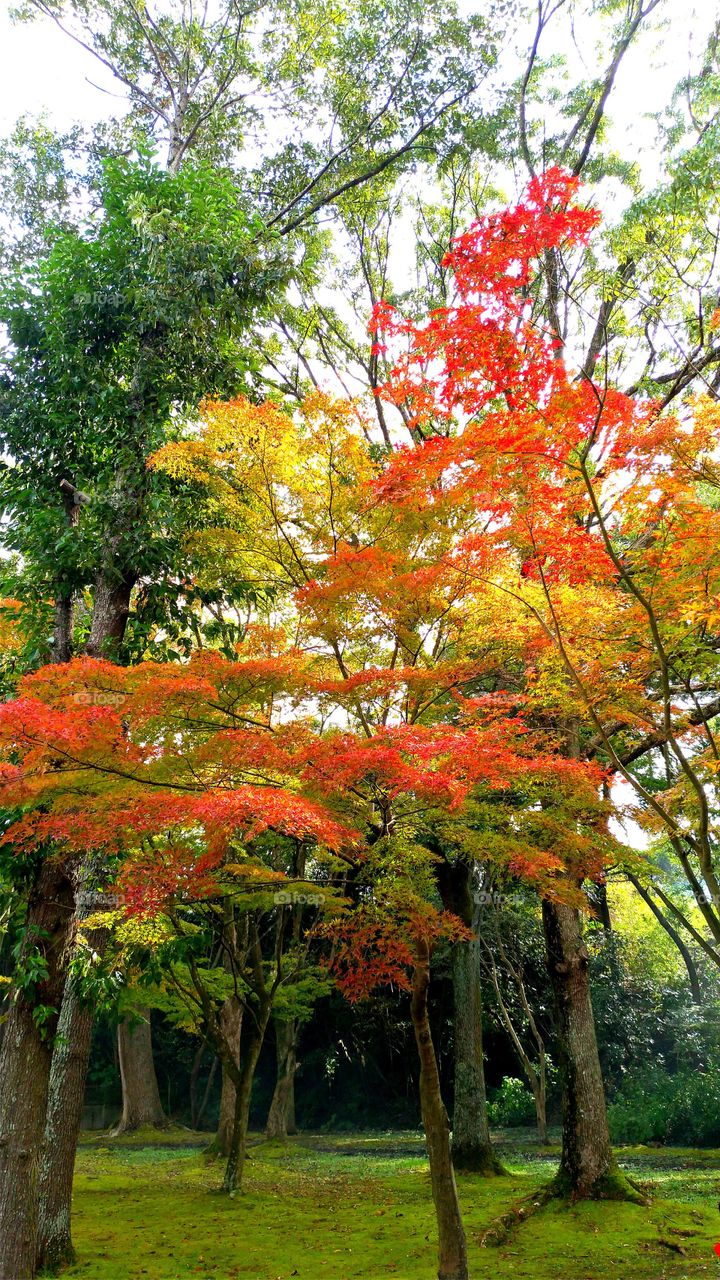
487, 1076, 537, 1128
609, 1063, 720, 1147
0, 153, 289, 646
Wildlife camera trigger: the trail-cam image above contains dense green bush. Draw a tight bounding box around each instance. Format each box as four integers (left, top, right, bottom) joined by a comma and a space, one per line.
487, 1077, 536, 1127
608, 1064, 720, 1146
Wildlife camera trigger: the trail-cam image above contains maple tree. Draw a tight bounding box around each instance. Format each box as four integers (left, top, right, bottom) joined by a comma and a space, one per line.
370, 166, 720, 958
364, 164, 720, 1199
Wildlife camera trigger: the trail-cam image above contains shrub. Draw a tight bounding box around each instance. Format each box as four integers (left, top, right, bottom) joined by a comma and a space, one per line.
487, 1076, 536, 1127
608, 1064, 720, 1146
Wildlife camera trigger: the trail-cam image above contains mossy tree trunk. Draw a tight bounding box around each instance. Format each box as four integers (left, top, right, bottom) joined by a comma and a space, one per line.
212, 995, 243, 1157
436, 858, 502, 1174
411, 937, 468, 1280
451, 937, 501, 1172
0, 858, 76, 1280
35, 984, 94, 1273
114, 1010, 168, 1133
542, 898, 641, 1201
36, 902, 110, 1273
265, 1017, 298, 1140
222, 999, 271, 1193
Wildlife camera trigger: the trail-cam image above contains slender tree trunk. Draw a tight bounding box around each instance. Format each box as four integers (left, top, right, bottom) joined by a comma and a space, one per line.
36, 897, 110, 1273
196, 1055, 218, 1131
628, 874, 702, 1002
51, 594, 75, 664
531, 1066, 549, 1146
113, 1010, 168, 1133
211, 996, 243, 1157
265, 1017, 298, 1140
51, 480, 82, 665
35, 990, 94, 1272
222, 1005, 270, 1193
0, 859, 75, 1280
411, 938, 468, 1280
542, 899, 640, 1201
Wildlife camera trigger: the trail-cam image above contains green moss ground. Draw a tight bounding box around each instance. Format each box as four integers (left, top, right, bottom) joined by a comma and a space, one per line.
60, 1133, 720, 1279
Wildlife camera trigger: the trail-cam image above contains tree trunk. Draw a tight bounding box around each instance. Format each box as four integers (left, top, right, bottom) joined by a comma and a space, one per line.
436, 859, 501, 1174
114, 1010, 168, 1133
542, 899, 640, 1201
451, 937, 501, 1173
531, 1069, 549, 1145
222, 1004, 271, 1193
84, 572, 135, 659
411, 938, 468, 1280
265, 1017, 298, 1140
211, 996, 243, 1157
0, 859, 75, 1280
36, 899, 110, 1273
51, 593, 75, 664
35, 988, 94, 1272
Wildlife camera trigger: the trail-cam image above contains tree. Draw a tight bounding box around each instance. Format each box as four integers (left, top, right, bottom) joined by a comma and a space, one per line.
114, 1009, 168, 1133
369, 166, 655, 1199
435, 858, 503, 1172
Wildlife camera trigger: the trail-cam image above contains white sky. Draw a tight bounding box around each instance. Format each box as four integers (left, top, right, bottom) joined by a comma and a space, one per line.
0, 0, 715, 167
0, 6, 119, 132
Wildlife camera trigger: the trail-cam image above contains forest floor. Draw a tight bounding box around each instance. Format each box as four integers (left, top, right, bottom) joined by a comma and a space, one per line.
62, 1130, 720, 1279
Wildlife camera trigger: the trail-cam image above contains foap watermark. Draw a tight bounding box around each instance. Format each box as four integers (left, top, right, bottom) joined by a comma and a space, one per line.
76, 890, 123, 910
73, 290, 126, 309
474, 890, 525, 909
273, 890, 324, 908
73, 690, 126, 708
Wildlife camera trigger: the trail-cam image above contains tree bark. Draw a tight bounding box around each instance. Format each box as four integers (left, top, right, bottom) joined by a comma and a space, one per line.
84, 572, 135, 659
36, 897, 110, 1273
35, 987, 94, 1272
451, 937, 500, 1172
436, 859, 501, 1174
222, 1003, 271, 1193
211, 995, 243, 1157
265, 1017, 298, 1140
411, 938, 468, 1280
51, 594, 75, 664
113, 1010, 168, 1133
542, 899, 640, 1201
0, 858, 75, 1280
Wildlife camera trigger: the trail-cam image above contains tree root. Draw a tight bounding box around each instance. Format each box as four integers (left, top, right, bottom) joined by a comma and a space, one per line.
479, 1166, 649, 1248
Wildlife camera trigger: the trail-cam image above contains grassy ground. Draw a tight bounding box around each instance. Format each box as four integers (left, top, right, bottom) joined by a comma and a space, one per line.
62, 1130, 720, 1280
